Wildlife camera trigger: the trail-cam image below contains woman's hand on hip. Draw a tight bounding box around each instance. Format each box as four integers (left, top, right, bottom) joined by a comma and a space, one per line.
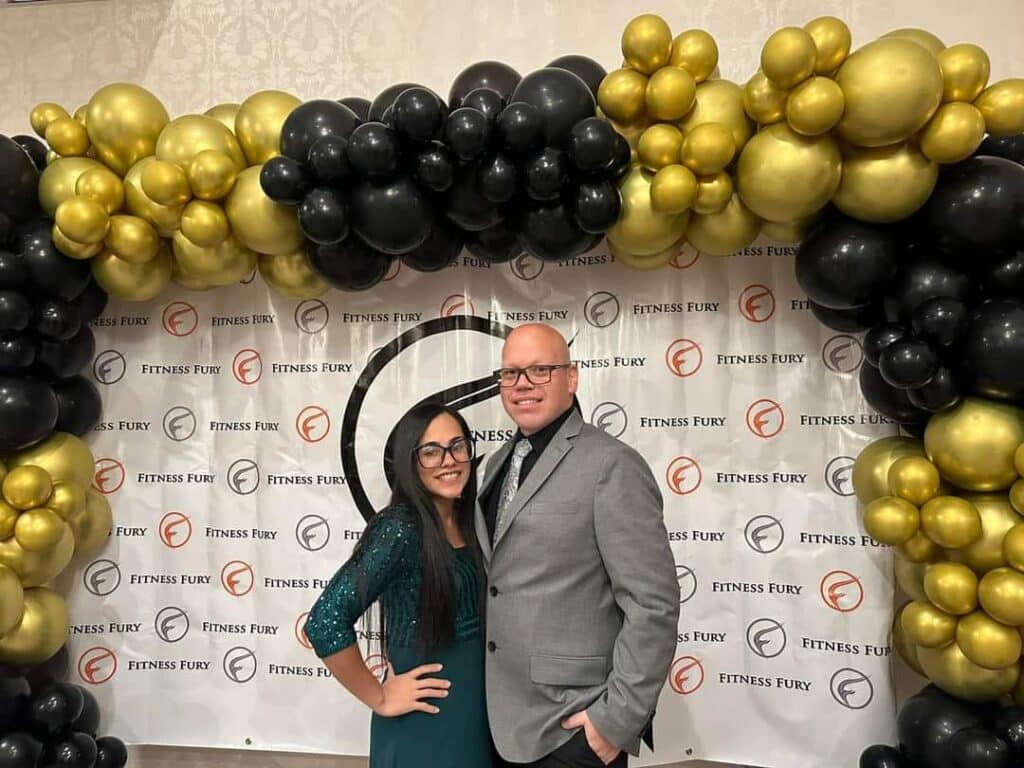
373, 662, 450, 717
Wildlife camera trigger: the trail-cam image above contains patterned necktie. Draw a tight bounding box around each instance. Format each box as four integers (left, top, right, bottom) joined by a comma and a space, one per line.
494, 439, 532, 541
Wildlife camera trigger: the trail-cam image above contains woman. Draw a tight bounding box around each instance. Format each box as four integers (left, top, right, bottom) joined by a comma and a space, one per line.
304, 402, 492, 768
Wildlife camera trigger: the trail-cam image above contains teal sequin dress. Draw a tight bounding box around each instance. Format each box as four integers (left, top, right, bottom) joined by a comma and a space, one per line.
304, 505, 493, 768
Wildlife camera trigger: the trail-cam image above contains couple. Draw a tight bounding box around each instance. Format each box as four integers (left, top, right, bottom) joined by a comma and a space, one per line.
304, 323, 680, 768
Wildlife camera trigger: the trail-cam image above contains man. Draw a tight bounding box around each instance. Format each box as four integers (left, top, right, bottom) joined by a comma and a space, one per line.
478, 323, 680, 768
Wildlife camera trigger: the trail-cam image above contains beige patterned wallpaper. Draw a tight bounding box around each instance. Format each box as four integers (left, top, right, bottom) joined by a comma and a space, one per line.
1, 0, 1022, 766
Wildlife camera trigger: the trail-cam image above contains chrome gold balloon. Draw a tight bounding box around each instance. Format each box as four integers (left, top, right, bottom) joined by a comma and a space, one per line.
833, 141, 938, 223
864, 495, 920, 545
14, 508, 65, 552
0, 502, 17, 540
1015, 444, 1024, 477
187, 149, 238, 201
761, 215, 818, 243
621, 14, 673, 74
257, 250, 329, 300
51, 228, 102, 261
123, 157, 185, 237
85, 83, 170, 175
0, 564, 23, 636
91, 245, 172, 302
2, 466, 52, 511
743, 71, 788, 125
610, 234, 685, 270
691, 171, 733, 215
44, 118, 90, 157
920, 102, 986, 164
917, 642, 1019, 701
7, 432, 94, 489
668, 29, 719, 83
1012, 480, 1024, 516
761, 27, 817, 89
141, 159, 192, 207
155, 114, 247, 172
937, 44, 990, 103
889, 456, 942, 506
974, 79, 1024, 137
678, 80, 753, 153
204, 103, 241, 134
901, 599, 957, 648
926, 398, 1024, 491
645, 67, 696, 122
685, 193, 761, 257
235, 89, 302, 166
0, 588, 68, 666
69, 490, 112, 560
854, 437, 927, 504
638, 124, 684, 171
785, 76, 844, 136
171, 259, 216, 292
606, 166, 690, 257
598, 69, 649, 126
679, 122, 735, 175
921, 496, 983, 549
180, 200, 230, 248
30, 102, 70, 138
55, 196, 109, 244
901, 530, 940, 563
1004, 523, 1024, 572
957, 610, 1022, 670
225, 166, 304, 255
105, 214, 160, 264
980, 567, 1024, 626
45, 482, 85, 522
172, 232, 256, 286
948, 495, 1023, 575
881, 28, 946, 56
0, 524, 73, 587
924, 561, 979, 615
893, 605, 926, 676
75, 166, 125, 215
650, 165, 698, 214
895, 554, 930, 602
803, 16, 851, 75
38, 157, 102, 219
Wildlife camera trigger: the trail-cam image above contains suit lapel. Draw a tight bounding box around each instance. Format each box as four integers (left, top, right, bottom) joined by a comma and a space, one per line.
475, 441, 515, 562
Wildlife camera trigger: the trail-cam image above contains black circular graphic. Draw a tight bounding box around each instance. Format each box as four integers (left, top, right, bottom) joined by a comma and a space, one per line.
92, 350, 126, 385
223, 646, 257, 683
154, 606, 190, 643
829, 667, 874, 710
824, 456, 857, 497
746, 618, 787, 658
83, 559, 121, 596
743, 515, 784, 554
227, 459, 260, 496
296, 514, 331, 551
162, 406, 197, 442
583, 291, 620, 328
591, 401, 627, 438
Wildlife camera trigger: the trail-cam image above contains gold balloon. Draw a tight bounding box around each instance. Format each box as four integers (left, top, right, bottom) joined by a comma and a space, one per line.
680, 122, 735, 175
0, 588, 68, 666
7, 432, 94, 489
743, 71, 789, 125
761, 215, 818, 243
679, 81, 753, 156
901, 530, 940, 563
949, 495, 1023, 575
0, 501, 17, 540
155, 114, 246, 172
864, 495, 920, 545
45, 482, 85, 522
607, 118, 649, 154
922, 496, 983, 549
917, 641, 1019, 701
786, 76, 845, 136
30, 103, 70, 138
980, 567, 1024, 626
621, 14, 673, 74
0, 524, 73, 587
761, 27, 817, 89
937, 44, 990, 103
645, 67, 696, 122
974, 78, 1024, 137
691, 171, 733, 215
14, 508, 65, 552
235, 90, 302, 166
598, 69, 649, 125
833, 141, 938, 223
901, 599, 957, 648
105, 214, 160, 264
172, 232, 257, 286
44, 118, 90, 157
141, 159, 192, 207
889, 456, 942, 506
188, 149, 238, 201
257, 250, 329, 300
606, 166, 690, 257
920, 102, 986, 164
804, 16, 852, 75
924, 561, 979, 615
91, 245, 172, 302
836, 38, 944, 147
881, 28, 946, 56
668, 29, 719, 83
52, 227, 103, 261
0, 564, 23, 637
854, 438, 927, 504
736, 122, 841, 223
2, 466, 52, 511
610, 233, 685, 270
123, 157, 185, 237
205, 103, 241, 133
1004, 522, 1024, 572
893, 605, 926, 675
70, 490, 112, 560
1011, 479, 1024, 516
926, 398, 1024, 491
171, 259, 217, 292
225, 166, 304, 256
38, 157, 102, 219
75, 166, 125, 215
55, 196, 109, 244
686, 192, 761, 256
650, 165, 698, 214
957, 610, 1023, 670
896, 554, 931, 602
638, 124, 683, 171
1015, 443, 1024, 476
180, 200, 230, 248
85, 83, 170, 175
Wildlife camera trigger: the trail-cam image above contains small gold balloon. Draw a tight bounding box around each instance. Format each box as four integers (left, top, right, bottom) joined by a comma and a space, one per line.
889, 456, 942, 506
188, 149, 238, 201
180, 200, 230, 248
70, 490, 112, 560
225, 166, 304, 255
123, 157, 185, 237
918, 641, 1019, 702
598, 69, 649, 126
901, 599, 957, 648
924, 561, 979, 615
0, 588, 68, 666
257, 250, 329, 300
980, 567, 1024, 626
235, 90, 302, 166
0, 524, 73, 587
957, 610, 1023, 670
937, 44, 990, 103
921, 496, 983, 549
901, 530, 940, 563
833, 141, 938, 223
7, 433, 94, 489
736, 122, 841, 223
610, 233, 686, 270
786, 76, 845, 136
949, 495, 1023, 575
691, 171, 733, 215
743, 71, 789, 125
14, 508, 65, 552
679, 122, 735, 175
141, 159, 191, 207
650, 165, 698, 214
55, 196, 109, 245
1012, 480, 1024, 516
621, 14, 673, 75
678, 79, 753, 153
836, 38, 944, 147
638, 124, 684, 171
0, 564, 23, 636
45, 482, 85, 522
854, 437, 927, 504
155, 114, 247, 173
172, 232, 256, 286
686, 192, 761, 256
803, 16, 852, 75
761, 27, 817, 90
91, 245, 172, 302
0, 501, 17, 540
881, 28, 946, 56
896, 555, 931, 602
75, 166, 125, 215
864, 495, 920, 545
85, 83, 170, 176
606, 166, 690, 257
645, 67, 697, 122
1015, 443, 1024, 476
668, 29, 719, 83
1003, 522, 1024, 572
974, 78, 1024, 137
2, 466, 52, 511
38, 157, 102, 219
205, 103, 241, 133
52, 228, 102, 261
105, 215, 160, 264
761, 215, 818, 243
30, 103, 71, 138
926, 398, 1024, 491
44, 118, 90, 157
920, 102, 986, 164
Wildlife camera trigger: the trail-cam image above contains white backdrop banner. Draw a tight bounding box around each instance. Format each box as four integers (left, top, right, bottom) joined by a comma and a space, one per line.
66, 238, 897, 767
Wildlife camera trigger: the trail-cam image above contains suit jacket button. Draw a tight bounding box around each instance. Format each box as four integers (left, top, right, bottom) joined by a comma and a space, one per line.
489, 586, 498, 597
487, 641, 496, 652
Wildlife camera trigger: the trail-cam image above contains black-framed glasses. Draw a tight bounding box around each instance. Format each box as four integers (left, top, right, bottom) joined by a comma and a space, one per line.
413, 437, 475, 468
494, 364, 574, 388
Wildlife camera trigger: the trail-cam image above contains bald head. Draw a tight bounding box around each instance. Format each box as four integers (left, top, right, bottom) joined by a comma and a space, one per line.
499, 323, 577, 435
502, 323, 571, 365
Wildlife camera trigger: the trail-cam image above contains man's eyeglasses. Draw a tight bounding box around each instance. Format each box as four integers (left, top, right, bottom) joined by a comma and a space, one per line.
413, 437, 475, 468
494, 364, 574, 388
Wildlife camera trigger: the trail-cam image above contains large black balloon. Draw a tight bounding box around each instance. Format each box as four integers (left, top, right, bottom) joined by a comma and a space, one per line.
884, 259, 974, 323
369, 83, 423, 122
992, 706, 1024, 757
54, 376, 102, 436
609, 133, 631, 177
978, 134, 1024, 166
911, 297, 968, 348
0, 377, 57, 451
449, 61, 522, 109
412, 142, 454, 192
29, 684, 83, 740
307, 238, 393, 292
346, 122, 400, 178
897, 688, 984, 768
69, 688, 99, 738
0, 732, 43, 768
18, 223, 90, 302
574, 179, 621, 233
865, 324, 910, 366
0, 677, 29, 733
478, 153, 518, 204
338, 97, 371, 122
34, 326, 95, 381
495, 102, 544, 154
950, 727, 1011, 768
0, 249, 28, 290
908, 366, 960, 412
859, 360, 930, 424
34, 299, 81, 342
810, 301, 885, 332
509, 68, 596, 148
298, 188, 348, 245
461, 88, 504, 125
391, 87, 445, 143
72, 280, 107, 325
547, 55, 607, 101
350, 177, 432, 255
445, 163, 504, 231
466, 221, 521, 263
879, 337, 938, 389
923, 156, 1024, 256
0, 336, 35, 374
443, 108, 492, 162
0, 135, 40, 224
858, 744, 910, 768
11, 136, 47, 173
0, 290, 31, 334
400, 221, 463, 272
519, 202, 591, 261
280, 100, 360, 162
982, 251, 1024, 300
567, 117, 619, 172
93, 737, 126, 768
259, 156, 309, 205
524, 147, 569, 201
959, 299, 1024, 402
796, 214, 900, 309
42, 732, 96, 768
307, 135, 350, 184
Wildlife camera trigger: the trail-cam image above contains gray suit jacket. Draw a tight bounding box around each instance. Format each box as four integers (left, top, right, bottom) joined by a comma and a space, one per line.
477, 409, 680, 763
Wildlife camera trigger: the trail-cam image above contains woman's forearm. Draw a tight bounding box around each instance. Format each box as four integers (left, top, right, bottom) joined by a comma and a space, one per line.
320, 644, 386, 712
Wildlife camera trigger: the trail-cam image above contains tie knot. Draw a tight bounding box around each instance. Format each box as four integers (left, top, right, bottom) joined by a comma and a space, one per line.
514, 439, 532, 459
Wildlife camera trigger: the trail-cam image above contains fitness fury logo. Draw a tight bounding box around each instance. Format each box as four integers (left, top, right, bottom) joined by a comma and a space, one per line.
92, 458, 125, 495
665, 456, 701, 496
233, 349, 262, 384
223, 647, 257, 683
221, 561, 255, 597
227, 459, 260, 495
295, 613, 313, 650
159, 512, 192, 549
83, 560, 121, 596
669, 245, 700, 269
744, 515, 784, 554
745, 399, 784, 438
676, 565, 697, 604
584, 291, 620, 328
669, 656, 704, 695
664, 338, 702, 378
820, 570, 864, 613
162, 302, 198, 337
154, 606, 189, 643
590, 402, 627, 438
822, 334, 863, 374
440, 294, 475, 317
738, 285, 775, 323
78, 647, 117, 685
294, 299, 329, 334
296, 514, 331, 552
830, 668, 874, 710
746, 618, 787, 659
162, 406, 197, 441
825, 457, 857, 497
92, 350, 126, 385
510, 254, 543, 281
296, 406, 331, 443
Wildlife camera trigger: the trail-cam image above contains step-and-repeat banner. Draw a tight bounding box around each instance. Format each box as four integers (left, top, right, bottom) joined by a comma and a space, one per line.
64, 238, 897, 767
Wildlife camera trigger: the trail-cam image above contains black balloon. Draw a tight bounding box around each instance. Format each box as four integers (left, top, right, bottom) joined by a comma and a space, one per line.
609, 134, 631, 178
0, 135, 40, 224
898, 687, 984, 768
478, 153, 518, 204
982, 251, 1024, 300
911, 296, 968, 347
307, 135, 350, 183
443, 108, 492, 162
449, 61, 521, 109
350, 177, 432, 255
307, 238, 392, 292
400, 221, 464, 272
960, 299, 1024, 402
69, 687, 99, 738
865, 323, 909, 367
0, 290, 31, 334
0, 676, 29, 733
0, 249, 27, 290
412, 142, 454, 192
950, 727, 1011, 768
495, 102, 544, 154
280, 99, 360, 162
992, 706, 1024, 757
368, 83, 423, 122
860, 360, 930, 423
11, 136, 47, 173
461, 88, 504, 125
34, 325, 95, 381
73, 280, 107, 325
42, 732, 97, 768
34, 299, 81, 342
547, 55, 607, 100
445, 163, 504, 231
18, 223, 90, 302
391, 87, 446, 143
510, 68, 596, 148
0, 336, 35, 374
338, 97, 371, 122
298, 188, 348, 245
466, 221, 521, 263
885, 258, 974, 323
908, 366, 960, 412
92, 737, 126, 768
25, 648, 69, 693
573, 179, 621, 233
53, 375, 102, 436
0, 733, 43, 768
978, 134, 1024, 166
259, 156, 309, 204
524, 147, 569, 201
346, 122, 400, 178
519, 202, 591, 261
879, 337, 938, 389
0, 377, 57, 451
567, 117, 619, 173
29, 684, 83, 740
809, 301, 885, 332
858, 744, 910, 768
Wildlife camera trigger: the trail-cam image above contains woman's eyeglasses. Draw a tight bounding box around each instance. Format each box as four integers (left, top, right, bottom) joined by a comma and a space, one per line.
413, 437, 475, 468
494, 364, 573, 388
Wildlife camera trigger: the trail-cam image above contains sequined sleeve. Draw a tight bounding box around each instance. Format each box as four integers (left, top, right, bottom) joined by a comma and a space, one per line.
304, 508, 418, 659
